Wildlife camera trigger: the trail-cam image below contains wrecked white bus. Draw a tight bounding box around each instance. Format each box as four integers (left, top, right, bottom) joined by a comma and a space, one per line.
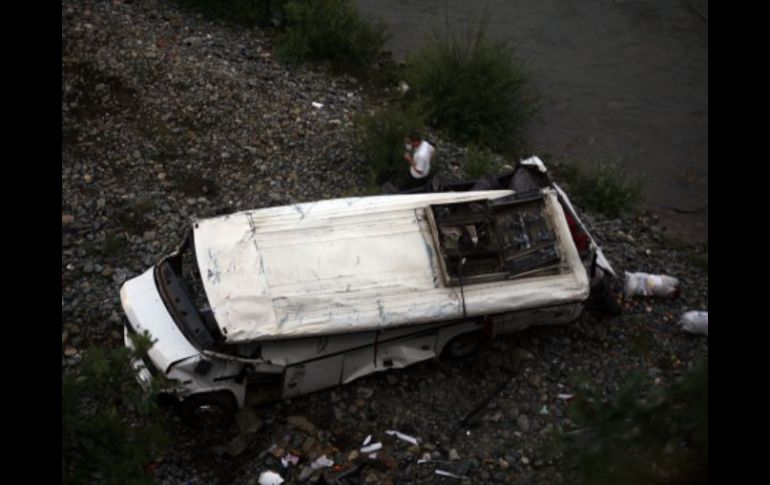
120, 158, 615, 423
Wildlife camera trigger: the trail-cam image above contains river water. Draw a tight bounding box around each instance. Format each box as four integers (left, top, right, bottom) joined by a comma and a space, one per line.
357, 0, 708, 245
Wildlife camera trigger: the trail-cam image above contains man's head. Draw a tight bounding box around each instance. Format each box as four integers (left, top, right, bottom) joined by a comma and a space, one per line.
406, 132, 422, 149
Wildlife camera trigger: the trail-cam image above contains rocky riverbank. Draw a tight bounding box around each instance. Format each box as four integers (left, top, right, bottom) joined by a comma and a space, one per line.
62, 1, 708, 483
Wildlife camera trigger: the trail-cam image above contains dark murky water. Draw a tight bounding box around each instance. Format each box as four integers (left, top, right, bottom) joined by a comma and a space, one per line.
358, 0, 708, 244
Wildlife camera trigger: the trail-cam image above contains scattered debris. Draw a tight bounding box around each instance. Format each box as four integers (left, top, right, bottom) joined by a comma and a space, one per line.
362, 434, 372, 446
311, 455, 334, 470
556, 393, 574, 400
435, 469, 461, 478
679, 310, 708, 336
311, 101, 323, 109
360, 442, 382, 453
385, 430, 419, 446
258, 470, 284, 485
624, 271, 680, 298
281, 454, 300, 468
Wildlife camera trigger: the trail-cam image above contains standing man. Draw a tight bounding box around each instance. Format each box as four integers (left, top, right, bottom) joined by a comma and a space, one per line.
403, 132, 435, 189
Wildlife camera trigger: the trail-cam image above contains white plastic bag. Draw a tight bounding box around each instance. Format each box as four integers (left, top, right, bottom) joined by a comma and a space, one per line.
624, 271, 680, 298
679, 311, 708, 336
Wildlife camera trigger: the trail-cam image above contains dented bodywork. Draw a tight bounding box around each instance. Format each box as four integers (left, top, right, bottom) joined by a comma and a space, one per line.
120, 157, 612, 414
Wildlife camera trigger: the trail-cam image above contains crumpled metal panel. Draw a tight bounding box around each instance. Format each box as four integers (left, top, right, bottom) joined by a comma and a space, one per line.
195, 190, 589, 343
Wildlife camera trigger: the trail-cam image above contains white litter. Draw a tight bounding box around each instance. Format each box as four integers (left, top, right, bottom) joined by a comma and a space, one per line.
539, 405, 549, 415
368, 453, 378, 460
258, 470, 284, 485
385, 430, 419, 446
557, 393, 574, 400
311, 102, 323, 109
435, 470, 461, 478
281, 453, 299, 468
679, 311, 708, 336
362, 434, 372, 446
624, 272, 680, 298
311, 455, 334, 470
360, 442, 382, 453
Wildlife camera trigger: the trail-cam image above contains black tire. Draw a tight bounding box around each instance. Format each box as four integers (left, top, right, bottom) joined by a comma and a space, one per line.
444, 332, 482, 358
180, 391, 237, 428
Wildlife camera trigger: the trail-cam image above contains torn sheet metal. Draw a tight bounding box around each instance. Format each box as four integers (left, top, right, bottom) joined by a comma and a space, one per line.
195, 190, 589, 343
552, 182, 616, 277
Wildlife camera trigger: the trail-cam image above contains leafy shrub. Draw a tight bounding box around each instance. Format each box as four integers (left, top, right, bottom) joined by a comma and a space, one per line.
464, 145, 503, 178
405, 20, 538, 154
277, 0, 389, 75
354, 103, 425, 190
550, 158, 644, 217
62, 333, 170, 484
560, 360, 708, 484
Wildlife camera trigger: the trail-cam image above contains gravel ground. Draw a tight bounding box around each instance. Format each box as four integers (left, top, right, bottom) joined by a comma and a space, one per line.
62, 1, 708, 483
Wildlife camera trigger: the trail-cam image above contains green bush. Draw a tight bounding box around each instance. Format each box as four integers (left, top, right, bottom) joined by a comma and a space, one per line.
551, 159, 645, 218
354, 104, 425, 190
559, 360, 708, 484
277, 0, 389, 75
405, 20, 538, 154
62, 333, 170, 484
464, 145, 502, 178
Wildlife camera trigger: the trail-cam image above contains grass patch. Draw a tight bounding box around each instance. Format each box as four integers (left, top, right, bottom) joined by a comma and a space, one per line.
354, 103, 425, 190
404, 19, 538, 154
549, 158, 645, 218
62, 333, 171, 484
559, 360, 708, 484
276, 0, 389, 76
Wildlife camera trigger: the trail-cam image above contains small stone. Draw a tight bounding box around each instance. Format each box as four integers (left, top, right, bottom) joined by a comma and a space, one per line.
511, 348, 535, 362
96, 198, 106, 209
269, 446, 285, 458
83, 262, 95, 273
301, 436, 315, 453
182, 36, 203, 46
348, 450, 359, 461
62, 214, 75, 225
517, 415, 530, 432
448, 449, 460, 461
298, 466, 313, 482
143, 231, 156, 241
357, 387, 374, 399
527, 374, 542, 389
521, 456, 530, 465
421, 452, 431, 461
102, 266, 114, 277
64, 346, 78, 357
158, 172, 167, 181
385, 374, 399, 386
62, 331, 68, 344
235, 406, 263, 435
498, 458, 510, 469
287, 415, 316, 435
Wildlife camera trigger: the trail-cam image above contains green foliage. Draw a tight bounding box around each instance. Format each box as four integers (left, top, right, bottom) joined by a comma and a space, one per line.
464, 145, 502, 178
354, 103, 425, 189
550, 158, 645, 218
405, 19, 538, 154
62, 332, 170, 484
276, 0, 389, 75
560, 360, 708, 484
